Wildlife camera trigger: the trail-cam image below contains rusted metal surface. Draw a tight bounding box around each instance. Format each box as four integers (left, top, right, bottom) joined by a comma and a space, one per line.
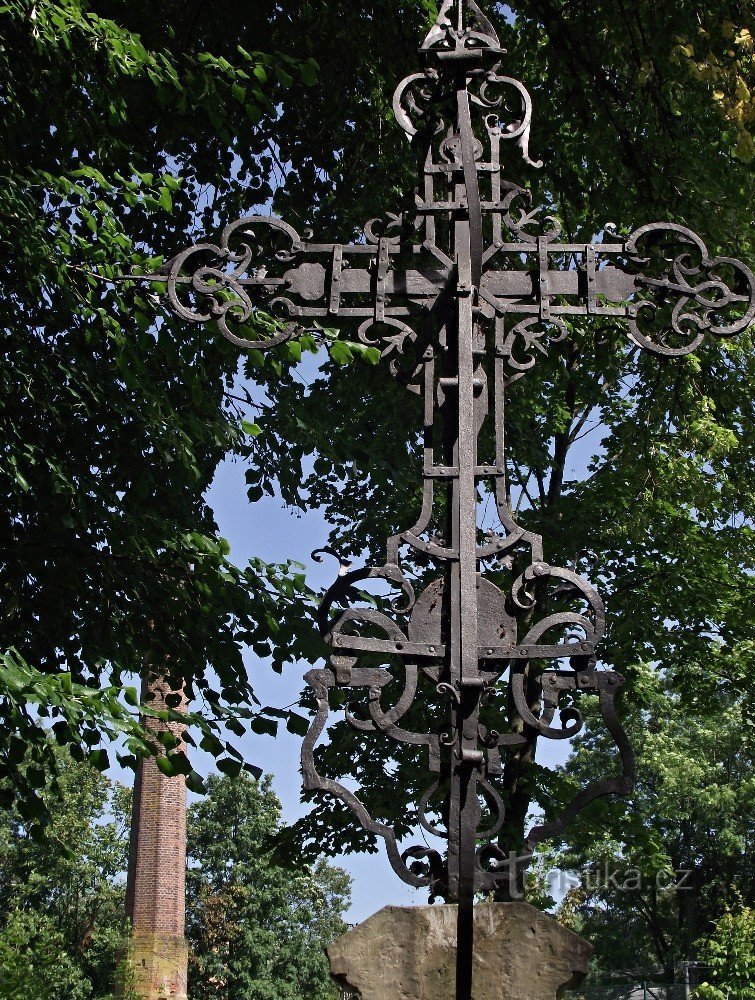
153, 2, 755, 997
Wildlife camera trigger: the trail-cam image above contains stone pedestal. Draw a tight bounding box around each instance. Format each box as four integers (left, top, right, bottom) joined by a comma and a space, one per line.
327, 903, 592, 1000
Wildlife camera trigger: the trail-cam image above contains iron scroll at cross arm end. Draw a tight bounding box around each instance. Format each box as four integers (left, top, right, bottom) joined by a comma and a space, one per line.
149, 0, 755, 921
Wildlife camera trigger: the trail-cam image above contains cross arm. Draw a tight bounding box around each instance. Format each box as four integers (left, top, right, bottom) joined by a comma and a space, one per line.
481, 221, 755, 364
143, 214, 452, 359
146, 215, 755, 370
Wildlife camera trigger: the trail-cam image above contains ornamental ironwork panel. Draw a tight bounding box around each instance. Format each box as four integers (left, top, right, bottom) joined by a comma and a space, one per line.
150, 2, 755, 997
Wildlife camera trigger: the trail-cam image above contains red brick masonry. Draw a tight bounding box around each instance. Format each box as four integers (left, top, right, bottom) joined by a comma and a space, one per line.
123, 678, 188, 1000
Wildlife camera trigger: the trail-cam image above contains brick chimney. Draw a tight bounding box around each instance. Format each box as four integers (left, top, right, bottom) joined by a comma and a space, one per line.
122, 676, 188, 1000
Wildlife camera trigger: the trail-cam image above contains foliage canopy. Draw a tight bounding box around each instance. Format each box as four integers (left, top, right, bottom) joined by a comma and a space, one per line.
187, 773, 350, 1000
0, 748, 131, 998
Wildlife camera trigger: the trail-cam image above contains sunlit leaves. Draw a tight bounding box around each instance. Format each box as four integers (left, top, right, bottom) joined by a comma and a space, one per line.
0, 750, 133, 997
186, 773, 350, 1000
698, 905, 755, 1000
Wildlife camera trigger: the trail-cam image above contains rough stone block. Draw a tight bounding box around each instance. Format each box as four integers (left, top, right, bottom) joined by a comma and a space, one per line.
327, 902, 592, 999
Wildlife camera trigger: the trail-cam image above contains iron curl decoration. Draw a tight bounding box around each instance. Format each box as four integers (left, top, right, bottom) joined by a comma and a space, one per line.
147, 3, 755, 996
392, 70, 440, 139
625, 222, 755, 357
164, 216, 302, 350
500, 316, 569, 380
472, 68, 542, 169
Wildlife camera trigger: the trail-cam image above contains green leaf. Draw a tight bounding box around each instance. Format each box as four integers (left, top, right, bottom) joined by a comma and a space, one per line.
286, 712, 310, 736
285, 340, 302, 362
154, 756, 175, 777
349, 342, 381, 365
251, 716, 278, 737
124, 686, 140, 707
226, 717, 246, 737
186, 770, 207, 794
216, 756, 243, 777
275, 66, 294, 88
300, 59, 318, 86
88, 748, 110, 771
328, 340, 352, 365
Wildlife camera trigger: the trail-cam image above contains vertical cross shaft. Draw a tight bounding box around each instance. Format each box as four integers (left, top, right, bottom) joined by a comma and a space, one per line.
449, 67, 485, 999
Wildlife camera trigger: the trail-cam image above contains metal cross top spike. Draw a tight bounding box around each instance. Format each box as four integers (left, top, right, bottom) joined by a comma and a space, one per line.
153, 2, 755, 997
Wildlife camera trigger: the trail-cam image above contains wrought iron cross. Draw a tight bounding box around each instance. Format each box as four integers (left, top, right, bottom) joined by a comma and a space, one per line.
153, 2, 755, 996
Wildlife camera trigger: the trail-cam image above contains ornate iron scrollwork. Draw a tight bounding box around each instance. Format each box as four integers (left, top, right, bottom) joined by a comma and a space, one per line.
625, 223, 755, 356
149, 2, 754, 996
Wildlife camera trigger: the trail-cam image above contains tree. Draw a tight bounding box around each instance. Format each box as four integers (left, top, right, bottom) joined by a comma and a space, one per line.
186, 772, 350, 1000
550, 661, 755, 978
697, 904, 755, 1000
0, 745, 131, 997
0, 0, 338, 821
0, 910, 92, 1000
